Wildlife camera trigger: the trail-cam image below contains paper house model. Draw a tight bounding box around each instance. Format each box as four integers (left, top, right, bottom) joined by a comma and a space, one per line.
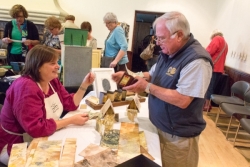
127, 94, 141, 122
96, 99, 115, 135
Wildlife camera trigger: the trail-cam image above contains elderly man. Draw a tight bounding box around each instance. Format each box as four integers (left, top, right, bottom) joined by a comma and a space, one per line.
61, 15, 79, 30
112, 11, 213, 167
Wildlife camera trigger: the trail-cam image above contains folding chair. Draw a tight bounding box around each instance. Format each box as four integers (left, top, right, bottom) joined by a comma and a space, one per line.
233, 118, 250, 147
210, 81, 250, 125
220, 90, 250, 139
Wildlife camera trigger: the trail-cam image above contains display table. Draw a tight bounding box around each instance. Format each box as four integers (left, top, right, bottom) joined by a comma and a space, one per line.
49, 91, 162, 166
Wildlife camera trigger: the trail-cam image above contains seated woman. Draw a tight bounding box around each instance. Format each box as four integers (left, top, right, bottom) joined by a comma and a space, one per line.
80, 21, 97, 49
43, 16, 63, 55
0, 45, 95, 165
2, 4, 40, 64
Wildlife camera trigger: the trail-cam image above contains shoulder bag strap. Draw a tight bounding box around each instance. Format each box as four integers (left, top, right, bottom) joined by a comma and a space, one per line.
213, 42, 227, 65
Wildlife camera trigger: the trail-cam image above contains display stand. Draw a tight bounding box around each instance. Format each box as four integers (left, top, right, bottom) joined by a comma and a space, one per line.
85, 97, 146, 110
64, 28, 88, 46
63, 45, 92, 87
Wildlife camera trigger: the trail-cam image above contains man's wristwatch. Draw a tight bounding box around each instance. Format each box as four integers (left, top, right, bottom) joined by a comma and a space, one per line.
145, 83, 152, 94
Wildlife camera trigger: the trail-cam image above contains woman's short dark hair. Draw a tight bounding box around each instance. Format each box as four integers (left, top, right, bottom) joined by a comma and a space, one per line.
22, 45, 59, 82
9, 4, 28, 18
80, 21, 92, 32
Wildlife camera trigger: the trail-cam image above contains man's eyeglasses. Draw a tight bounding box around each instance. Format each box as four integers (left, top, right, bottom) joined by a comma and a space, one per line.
154, 36, 166, 43
154, 31, 179, 43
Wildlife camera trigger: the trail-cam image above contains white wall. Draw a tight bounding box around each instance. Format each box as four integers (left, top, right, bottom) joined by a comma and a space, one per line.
58, 0, 218, 49
0, 1, 58, 13
2, 0, 249, 72
0, 0, 218, 49
215, 0, 250, 73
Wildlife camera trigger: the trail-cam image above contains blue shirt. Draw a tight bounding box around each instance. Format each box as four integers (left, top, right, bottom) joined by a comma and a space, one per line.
104, 26, 128, 64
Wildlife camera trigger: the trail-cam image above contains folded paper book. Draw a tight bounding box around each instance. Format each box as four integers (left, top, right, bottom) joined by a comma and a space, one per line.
118, 73, 138, 88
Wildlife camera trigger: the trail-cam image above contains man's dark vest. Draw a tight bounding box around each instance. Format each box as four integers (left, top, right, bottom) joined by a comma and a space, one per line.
149, 34, 213, 137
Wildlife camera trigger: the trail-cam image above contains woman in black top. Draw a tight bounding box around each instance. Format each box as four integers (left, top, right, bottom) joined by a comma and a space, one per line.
2, 4, 40, 64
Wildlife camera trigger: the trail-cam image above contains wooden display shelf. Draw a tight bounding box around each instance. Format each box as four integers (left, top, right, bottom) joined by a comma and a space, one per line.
86, 97, 146, 110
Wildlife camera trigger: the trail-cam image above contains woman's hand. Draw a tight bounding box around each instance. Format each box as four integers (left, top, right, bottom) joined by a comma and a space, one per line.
55, 113, 89, 130
23, 39, 32, 46
73, 72, 95, 106
82, 72, 95, 87
3, 38, 12, 44
71, 113, 89, 125
110, 60, 118, 68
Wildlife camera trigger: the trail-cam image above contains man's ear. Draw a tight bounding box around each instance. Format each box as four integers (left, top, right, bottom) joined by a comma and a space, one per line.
177, 31, 184, 42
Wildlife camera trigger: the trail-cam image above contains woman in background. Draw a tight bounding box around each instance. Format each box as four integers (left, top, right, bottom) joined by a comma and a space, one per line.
43, 16, 63, 55
0, 45, 95, 165
2, 4, 39, 64
203, 29, 228, 111
102, 12, 128, 72
81, 21, 97, 49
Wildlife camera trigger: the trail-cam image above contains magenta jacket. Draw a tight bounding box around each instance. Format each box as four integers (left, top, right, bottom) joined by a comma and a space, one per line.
0, 76, 78, 154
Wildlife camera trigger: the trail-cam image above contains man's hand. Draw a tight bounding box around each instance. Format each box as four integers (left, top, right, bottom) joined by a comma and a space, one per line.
123, 76, 148, 93
112, 71, 125, 83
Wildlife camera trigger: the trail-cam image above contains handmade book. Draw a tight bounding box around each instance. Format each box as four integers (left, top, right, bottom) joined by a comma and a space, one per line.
118, 73, 138, 88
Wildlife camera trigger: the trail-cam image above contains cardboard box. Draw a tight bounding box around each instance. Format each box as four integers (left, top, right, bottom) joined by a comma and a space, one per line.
115, 154, 161, 167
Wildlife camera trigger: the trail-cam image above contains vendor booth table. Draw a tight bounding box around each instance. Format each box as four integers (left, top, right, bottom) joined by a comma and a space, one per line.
48, 91, 162, 166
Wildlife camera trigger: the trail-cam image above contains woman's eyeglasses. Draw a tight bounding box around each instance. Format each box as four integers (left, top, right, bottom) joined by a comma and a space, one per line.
16, 15, 24, 19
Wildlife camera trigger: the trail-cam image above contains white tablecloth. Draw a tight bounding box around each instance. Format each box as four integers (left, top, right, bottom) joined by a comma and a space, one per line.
49, 91, 162, 166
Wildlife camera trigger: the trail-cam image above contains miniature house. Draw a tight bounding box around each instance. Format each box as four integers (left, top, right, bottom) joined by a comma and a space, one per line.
127, 95, 141, 122
96, 99, 115, 135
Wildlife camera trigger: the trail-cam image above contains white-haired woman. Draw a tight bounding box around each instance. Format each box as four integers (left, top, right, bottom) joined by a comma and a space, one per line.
102, 12, 128, 72
204, 29, 228, 111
